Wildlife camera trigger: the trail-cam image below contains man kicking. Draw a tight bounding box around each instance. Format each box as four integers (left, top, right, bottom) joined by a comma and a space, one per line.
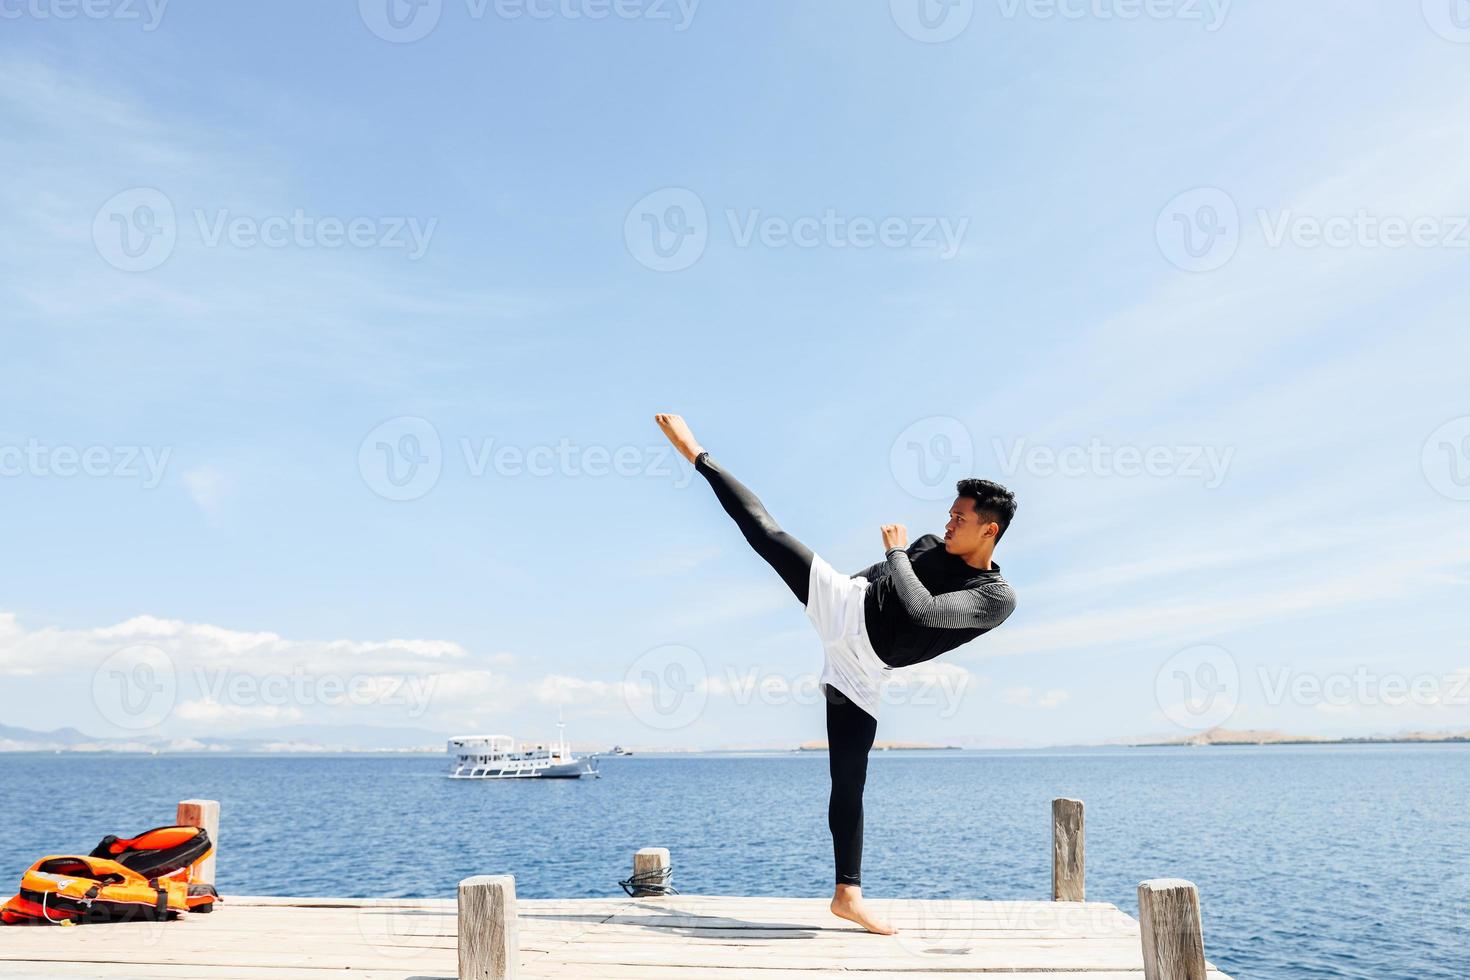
654, 414, 1018, 936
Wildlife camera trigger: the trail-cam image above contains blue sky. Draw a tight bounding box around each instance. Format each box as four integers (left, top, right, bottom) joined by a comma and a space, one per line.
2, 0, 1468, 749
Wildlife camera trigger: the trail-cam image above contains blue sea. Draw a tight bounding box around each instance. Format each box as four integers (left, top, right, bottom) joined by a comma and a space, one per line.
1, 744, 1465, 979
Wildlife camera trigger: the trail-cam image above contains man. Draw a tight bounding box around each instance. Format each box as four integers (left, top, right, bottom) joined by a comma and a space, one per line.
654, 414, 1018, 935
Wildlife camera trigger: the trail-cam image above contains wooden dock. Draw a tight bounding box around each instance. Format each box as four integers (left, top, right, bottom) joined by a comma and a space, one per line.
0, 892, 1234, 979
0, 798, 1234, 980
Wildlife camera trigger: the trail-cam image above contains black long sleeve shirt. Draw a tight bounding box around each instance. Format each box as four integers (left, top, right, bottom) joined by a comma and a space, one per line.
852, 534, 1016, 669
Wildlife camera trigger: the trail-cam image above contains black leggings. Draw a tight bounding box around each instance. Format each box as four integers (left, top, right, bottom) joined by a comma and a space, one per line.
695, 452, 879, 887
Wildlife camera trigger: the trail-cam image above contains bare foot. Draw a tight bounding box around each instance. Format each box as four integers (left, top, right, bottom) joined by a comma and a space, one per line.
654, 413, 705, 466
830, 885, 899, 936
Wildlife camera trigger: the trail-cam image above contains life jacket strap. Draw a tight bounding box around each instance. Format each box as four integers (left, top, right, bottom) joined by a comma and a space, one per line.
150, 880, 168, 918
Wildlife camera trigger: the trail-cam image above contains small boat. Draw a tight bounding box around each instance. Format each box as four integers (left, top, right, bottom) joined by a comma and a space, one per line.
447, 722, 600, 779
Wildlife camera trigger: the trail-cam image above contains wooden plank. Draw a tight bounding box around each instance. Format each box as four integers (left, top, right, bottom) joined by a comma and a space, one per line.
0, 922, 1152, 948
522, 971, 1234, 980
595, 908, 1140, 933
0, 965, 1236, 980
0, 936, 1231, 973
223, 896, 1140, 934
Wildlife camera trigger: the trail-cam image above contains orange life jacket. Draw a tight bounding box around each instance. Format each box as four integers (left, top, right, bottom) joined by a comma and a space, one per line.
1, 855, 188, 925
2, 825, 219, 925
91, 825, 213, 883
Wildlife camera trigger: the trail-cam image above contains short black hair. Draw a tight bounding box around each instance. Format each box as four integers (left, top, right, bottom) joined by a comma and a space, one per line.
955, 478, 1017, 544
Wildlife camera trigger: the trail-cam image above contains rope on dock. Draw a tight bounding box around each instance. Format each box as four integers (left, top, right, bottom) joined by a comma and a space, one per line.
618, 864, 679, 897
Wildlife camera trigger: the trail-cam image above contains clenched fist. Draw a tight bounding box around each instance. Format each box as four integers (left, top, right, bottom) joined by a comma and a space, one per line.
881, 524, 909, 551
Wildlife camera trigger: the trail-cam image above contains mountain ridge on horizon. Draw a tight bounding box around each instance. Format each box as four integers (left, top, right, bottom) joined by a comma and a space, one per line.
4, 722, 1469, 755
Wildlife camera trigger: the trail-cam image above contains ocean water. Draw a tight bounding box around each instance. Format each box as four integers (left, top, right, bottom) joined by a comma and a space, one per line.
1, 744, 1465, 979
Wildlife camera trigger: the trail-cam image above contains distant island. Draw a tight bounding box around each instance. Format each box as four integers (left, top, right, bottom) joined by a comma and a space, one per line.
796, 740, 961, 752
1128, 726, 1470, 747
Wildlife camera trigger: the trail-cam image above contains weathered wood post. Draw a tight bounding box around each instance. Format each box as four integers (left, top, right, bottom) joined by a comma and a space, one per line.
176, 799, 220, 885
631, 847, 671, 897
1051, 798, 1084, 902
1138, 878, 1208, 980
458, 875, 519, 980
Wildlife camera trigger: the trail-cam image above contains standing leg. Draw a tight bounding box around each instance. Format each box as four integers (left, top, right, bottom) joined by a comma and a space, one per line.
824, 684, 897, 936
655, 414, 813, 604
826, 684, 875, 885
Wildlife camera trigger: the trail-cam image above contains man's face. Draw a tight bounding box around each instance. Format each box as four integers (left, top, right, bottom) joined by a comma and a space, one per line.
943, 497, 996, 553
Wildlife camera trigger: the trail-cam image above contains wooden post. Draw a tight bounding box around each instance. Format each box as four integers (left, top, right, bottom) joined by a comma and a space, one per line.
458, 875, 519, 980
176, 799, 220, 885
1051, 798, 1084, 902
632, 847, 671, 897
1138, 879, 1207, 980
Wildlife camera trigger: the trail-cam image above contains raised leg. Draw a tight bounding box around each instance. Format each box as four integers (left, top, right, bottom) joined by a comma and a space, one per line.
655, 414, 813, 604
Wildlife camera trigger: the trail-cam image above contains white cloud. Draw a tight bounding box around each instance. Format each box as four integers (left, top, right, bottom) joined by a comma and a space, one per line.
883, 660, 982, 700
529, 674, 634, 711
173, 698, 304, 726
0, 612, 472, 677
0, 611, 665, 735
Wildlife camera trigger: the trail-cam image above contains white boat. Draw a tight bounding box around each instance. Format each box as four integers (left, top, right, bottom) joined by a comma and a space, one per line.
447, 722, 600, 779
